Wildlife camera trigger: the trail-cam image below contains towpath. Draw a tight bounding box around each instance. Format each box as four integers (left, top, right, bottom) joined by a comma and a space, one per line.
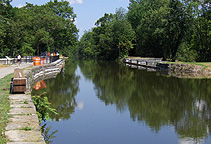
0, 62, 45, 144
0, 63, 33, 79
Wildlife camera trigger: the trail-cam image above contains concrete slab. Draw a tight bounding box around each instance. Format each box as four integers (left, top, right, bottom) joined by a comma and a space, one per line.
7, 142, 45, 144
5, 130, 45, 142
8, 108, 36, 115
6, 121, 40, 131
8, 115, 39, 123
10, 103, 35, 109
6, 115, 40, 131
10, 99, 33, 104
9, 95, 32, 101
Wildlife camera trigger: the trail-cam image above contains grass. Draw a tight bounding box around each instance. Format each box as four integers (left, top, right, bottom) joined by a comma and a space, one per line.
24, 100, 28, 104
164, 61, 211, 71
20, 126, 31, 131
0, 74, 13, 144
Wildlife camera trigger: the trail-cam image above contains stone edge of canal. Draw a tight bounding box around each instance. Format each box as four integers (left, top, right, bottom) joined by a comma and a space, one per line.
5, 59, 66, 144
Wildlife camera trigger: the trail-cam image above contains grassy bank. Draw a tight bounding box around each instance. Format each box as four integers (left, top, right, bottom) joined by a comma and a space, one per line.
165, 62, 211, 71
0, 74, 13, 143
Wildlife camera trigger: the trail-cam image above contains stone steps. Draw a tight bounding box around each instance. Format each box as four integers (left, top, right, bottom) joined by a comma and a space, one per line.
5, 94, 45, 144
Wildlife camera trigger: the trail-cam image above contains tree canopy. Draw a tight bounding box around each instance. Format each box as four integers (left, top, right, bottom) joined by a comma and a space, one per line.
78, 0, 211, 61
0, 0, 78, 57
1, 0, 210, 61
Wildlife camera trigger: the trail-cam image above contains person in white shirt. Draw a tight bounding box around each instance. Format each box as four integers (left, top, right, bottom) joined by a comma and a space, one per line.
17, 54, 21, 66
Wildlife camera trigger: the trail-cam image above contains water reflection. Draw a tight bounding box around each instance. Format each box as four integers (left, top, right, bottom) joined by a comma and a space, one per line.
32, 61, 80, 121
79, 60, 211, 143
41, 123, 58, 144
33, 80, 47, 90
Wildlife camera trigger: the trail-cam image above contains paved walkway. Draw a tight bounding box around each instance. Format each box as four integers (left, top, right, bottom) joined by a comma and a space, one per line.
0, 63, 33, 79
5, 94, 45, 144
0, 62, 45, 143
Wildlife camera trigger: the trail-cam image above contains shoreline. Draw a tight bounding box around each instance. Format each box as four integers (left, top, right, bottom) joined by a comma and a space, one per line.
5, 59, 65, 143
123, 57, 211, 79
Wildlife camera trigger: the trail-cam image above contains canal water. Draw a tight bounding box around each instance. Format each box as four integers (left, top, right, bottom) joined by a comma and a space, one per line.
32, 60, 211, 144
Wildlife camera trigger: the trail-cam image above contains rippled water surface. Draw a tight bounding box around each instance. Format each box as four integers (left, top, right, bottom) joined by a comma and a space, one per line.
32, 60, 211, 144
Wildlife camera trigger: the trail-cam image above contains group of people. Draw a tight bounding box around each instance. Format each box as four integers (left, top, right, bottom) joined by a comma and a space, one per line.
16, 51, 60, 66
40, 51, 59, 57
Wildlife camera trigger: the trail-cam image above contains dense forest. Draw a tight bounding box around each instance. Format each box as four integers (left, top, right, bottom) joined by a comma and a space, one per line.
0, 0, 78, 57
78, 0, 211, 61
0, 0, 210, 61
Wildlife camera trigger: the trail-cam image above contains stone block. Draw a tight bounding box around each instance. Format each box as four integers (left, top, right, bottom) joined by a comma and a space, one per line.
8, 108, 36, 115
5, 130, 45, 143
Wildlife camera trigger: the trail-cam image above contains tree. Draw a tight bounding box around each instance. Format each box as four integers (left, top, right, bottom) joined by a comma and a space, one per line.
0, 0, 79, 58
46, 0, 78, 56
78, 8, 135, 60
165, 0, 188, 61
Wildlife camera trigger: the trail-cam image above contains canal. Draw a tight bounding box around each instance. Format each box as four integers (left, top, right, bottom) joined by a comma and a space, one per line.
32, 60, 211, 144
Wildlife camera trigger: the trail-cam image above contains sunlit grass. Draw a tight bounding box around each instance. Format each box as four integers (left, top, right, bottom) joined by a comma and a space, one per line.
0, 74, 13, 144
164, 61, 211, 71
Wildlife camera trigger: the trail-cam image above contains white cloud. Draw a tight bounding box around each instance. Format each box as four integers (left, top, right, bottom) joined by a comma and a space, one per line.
77, 101, 84, 110
68, 0, 83, 5
17, 4, 23, 8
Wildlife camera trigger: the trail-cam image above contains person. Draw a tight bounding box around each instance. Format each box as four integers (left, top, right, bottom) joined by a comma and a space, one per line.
17, 54, 21, 66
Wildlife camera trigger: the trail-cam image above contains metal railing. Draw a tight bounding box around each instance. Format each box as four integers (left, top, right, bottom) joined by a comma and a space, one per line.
21, 56, 60, 64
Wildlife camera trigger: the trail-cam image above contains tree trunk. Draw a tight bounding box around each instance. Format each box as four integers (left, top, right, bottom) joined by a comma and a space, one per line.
37, 43, 39, 56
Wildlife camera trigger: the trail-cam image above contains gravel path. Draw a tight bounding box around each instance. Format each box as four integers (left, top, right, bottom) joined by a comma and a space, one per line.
0, 63, 33, 79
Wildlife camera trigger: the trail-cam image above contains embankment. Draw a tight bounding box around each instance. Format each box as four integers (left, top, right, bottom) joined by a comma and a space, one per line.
5, 59, 65, 144
123, 57, 211, 78
157, 63, 211, 78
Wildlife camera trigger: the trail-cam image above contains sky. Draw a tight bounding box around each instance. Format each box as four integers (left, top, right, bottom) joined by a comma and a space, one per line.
11, 0, 130, 38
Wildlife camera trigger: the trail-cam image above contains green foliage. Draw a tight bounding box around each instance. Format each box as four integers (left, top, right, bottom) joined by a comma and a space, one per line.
31, 61, 79, 121
77, 0, 210, 62
127, 0, 189, 61
22, 43, 35, 56
177, 42, 198, 62
0, 0, 78, 58
185, 0, 211, 61
0, 73, 13, 143
32, 92, 58, 123
41, 124, 58, 144
20, 126, 32, 131
78, 8, 135, 60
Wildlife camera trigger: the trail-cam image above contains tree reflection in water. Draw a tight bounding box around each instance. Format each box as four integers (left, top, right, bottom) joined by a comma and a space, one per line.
32, 61, 80, 121
41, 123, 58, 144
32, 61, 80, 143
79, 60, 211, 143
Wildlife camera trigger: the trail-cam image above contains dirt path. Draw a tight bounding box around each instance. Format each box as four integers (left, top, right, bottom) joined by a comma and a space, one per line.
0, 63, 33, 79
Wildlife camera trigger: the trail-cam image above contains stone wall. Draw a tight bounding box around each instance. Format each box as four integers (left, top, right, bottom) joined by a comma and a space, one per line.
157, 63, 211, 76
24, 59, 65, 92
123, 57, 211, 78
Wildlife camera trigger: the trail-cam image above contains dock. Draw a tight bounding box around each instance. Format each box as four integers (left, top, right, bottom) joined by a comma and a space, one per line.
123, 57, 163, 70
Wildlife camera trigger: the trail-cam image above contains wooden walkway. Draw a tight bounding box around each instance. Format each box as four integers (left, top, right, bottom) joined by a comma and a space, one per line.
123, 57, 163, 69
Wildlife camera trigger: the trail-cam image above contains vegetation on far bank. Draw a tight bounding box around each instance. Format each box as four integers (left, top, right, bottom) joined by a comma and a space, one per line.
1, 0, 210, 61
0, 74, 13, 144
163, 61, 211, 71
78, 0, 210, 62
